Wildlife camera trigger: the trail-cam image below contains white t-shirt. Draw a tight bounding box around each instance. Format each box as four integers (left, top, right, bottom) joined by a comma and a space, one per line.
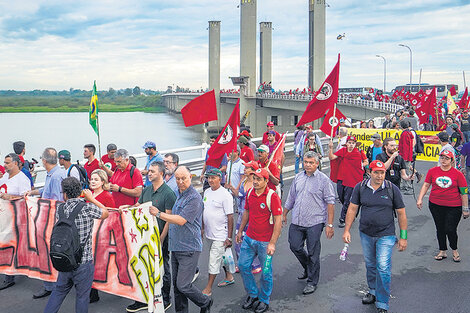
66, 165, 81, 181
226, 158, 245, 190
0, 171, 32, 195
203, 186, 233, 241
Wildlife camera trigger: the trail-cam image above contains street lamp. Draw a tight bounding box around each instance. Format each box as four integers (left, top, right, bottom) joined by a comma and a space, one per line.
398, 43, 412, 86
376, 55, 386, 93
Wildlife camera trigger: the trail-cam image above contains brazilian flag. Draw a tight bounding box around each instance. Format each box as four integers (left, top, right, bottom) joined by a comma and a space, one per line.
89, 81, 99, 136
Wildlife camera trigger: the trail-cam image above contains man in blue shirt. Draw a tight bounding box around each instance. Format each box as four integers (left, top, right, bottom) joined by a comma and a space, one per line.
26, 147, 66, 299
366, 133, 383, 163
141, 141, 163, 187
156, 166, 213, 313
164, 153, 179, 195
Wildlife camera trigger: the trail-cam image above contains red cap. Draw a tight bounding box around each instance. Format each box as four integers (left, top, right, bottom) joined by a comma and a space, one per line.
239, 130, 250, 137
370, 160, 386, 171
18, 156, 25, 164
346, 135, 357, 142
305, 125, 313, 130
440, 149, 454, 160
253, 168, 269, 179
267, 121, 274, 127
243, 161, 259, 170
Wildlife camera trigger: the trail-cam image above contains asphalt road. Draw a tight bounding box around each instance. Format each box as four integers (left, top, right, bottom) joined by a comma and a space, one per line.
2, 161, 470, 313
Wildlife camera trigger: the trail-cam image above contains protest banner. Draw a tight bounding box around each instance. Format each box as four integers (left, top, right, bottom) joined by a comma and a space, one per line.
0, 198, 164, 312
346, 128, 441, 162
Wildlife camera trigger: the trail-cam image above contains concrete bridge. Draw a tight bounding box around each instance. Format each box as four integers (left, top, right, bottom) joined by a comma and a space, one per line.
162, 92, 403, 136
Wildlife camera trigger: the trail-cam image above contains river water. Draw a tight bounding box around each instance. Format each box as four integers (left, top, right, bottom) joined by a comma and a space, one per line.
0, 112, 205, 166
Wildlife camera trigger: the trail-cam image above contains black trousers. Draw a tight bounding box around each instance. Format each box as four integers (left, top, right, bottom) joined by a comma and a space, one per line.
429, 201, 462, 250
162, 237, 171, 304
288, 223, 324, 286
337, 180, 354, 222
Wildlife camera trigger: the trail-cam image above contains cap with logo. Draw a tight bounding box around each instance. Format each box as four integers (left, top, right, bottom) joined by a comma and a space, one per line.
369, 160, 386, 171
257, 145, 269, 153
346, 135, 357, 142
440, 149, 454, 160
58, 150, 71, 161
253, 168, 269, 179
142, 141, 156, 149
267, 121, 274, 127
205, 168, 223, 177
243, 161, 259, 171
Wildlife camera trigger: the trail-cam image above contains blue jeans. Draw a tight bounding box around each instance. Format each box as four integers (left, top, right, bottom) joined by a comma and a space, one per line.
360, 232, 397, 311
464, 131, 470, 143
295, 154, 301, 174
238, 236, 272, 304
44, 262, 94, 313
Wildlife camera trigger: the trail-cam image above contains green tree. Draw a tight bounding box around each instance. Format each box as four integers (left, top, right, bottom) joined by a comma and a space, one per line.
132, 86, 141, 96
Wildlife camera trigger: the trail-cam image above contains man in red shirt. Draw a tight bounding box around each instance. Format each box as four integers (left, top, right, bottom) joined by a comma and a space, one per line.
262, 122, 281, 146
100, 143, 117, 177
238, 136, 255, 163
257, 145, 280, 192
83, 144, 100, 179
328, 136, 368, 228
398, 120, 416, 195
109, 149, 143, 207
266, 131, 278, 158
235, 168, 282, 313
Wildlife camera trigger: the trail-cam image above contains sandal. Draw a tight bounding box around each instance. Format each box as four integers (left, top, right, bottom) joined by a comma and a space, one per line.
217, 279, 235, 287
453, 254, 461, 262
434, 254, 447, 261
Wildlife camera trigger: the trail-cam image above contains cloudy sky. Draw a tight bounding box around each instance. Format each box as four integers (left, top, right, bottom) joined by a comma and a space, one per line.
0, 0, 468, 92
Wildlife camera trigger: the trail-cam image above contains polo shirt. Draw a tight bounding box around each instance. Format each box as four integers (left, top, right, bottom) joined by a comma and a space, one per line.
110, 163, 143, 206
245, 187, 282, 242
169, 186, 203, 252
350, 180, 405, 237
84, 158, 100, 179
240, 145, 255, 163
376, 152, 406, 187
40, 165, 66, 201
138, 182, 176, 233
258, 158, 280, 191
101, 154, 117, 172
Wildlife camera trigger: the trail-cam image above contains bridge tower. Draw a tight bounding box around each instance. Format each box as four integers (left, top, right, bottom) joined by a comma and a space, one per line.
208, 21, 221, 127
259, 22, 272, 86
309, 0, 326, 92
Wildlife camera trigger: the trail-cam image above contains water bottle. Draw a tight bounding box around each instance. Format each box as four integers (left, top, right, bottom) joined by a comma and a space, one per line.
223, 249, 236, 273
339, 243, 349, 261
263, 254, 272, 275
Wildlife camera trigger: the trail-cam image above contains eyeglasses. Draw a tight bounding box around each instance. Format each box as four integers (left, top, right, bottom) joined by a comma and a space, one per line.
163, 160, 176, 164
440, 156, 452, 161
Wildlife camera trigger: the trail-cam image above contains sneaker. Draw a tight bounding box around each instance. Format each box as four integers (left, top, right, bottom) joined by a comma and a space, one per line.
126, 301, 148, 312
251, 267, 262, 274
338, 220, 345, 228
192, 268, 200, 283
377, 309, 387, 313
362, 293, 376, 305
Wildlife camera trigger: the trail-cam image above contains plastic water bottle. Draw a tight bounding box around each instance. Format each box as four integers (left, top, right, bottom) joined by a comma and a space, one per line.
223, 249, 236, 273
339, 243, 349, 261
263, 255, 272, 274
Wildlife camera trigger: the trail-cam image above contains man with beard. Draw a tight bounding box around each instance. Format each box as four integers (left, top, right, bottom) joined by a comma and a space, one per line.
376, 138, 414, 188
164, 153, 179, 195
141, 141, 163, 187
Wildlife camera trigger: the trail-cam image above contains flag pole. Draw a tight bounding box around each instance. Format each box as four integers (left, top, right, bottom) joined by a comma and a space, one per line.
95, 80, 102, 160
227, 149, 234, 185
330, 103, 337, 138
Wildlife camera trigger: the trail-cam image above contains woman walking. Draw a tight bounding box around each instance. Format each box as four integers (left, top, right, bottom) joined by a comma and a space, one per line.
417, 150, 469, 262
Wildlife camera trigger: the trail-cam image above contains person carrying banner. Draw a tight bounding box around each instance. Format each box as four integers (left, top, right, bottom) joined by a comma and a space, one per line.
109, 149, 143, 207
12, 140, 34, 187
236, 168, 283, 313
44, 177, 108, 313
328, 136, 368, 228
155, 166, 213, 313
342, 160, 408, 313
283, 151, 335, 295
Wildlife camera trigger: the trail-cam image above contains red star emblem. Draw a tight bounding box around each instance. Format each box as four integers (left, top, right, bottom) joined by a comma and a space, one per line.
129, 229, 137, 243
138, 208, 143, 216
145, 281, 149, 291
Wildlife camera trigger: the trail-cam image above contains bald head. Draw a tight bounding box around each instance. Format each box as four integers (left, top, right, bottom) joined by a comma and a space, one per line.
175, 166, 192, 192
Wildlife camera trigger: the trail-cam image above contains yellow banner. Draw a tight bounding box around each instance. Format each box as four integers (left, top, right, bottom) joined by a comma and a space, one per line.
346, 128, 441, 162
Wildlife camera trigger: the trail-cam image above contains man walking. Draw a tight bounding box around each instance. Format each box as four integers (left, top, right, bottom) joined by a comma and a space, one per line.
262, 121, 281, 146
398, 120, 415, 195
283, 151, 335, 295
376, 138, 414, 188
141, 141, 163, 187
44, 177, 108, 313
236, 168, 283, 313
342, 160, 408, 313
366, 133, 383, 163
110, 149, 143, 207
155, 166, 213, 313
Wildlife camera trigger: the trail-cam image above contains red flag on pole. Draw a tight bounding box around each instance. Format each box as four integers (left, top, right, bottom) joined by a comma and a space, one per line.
267, 133, 286, 173
206, 101, 240, 168
449, 86, 457, 96
320, 107, 347, 137
458, 87, 468, 109
296, 54, 340, 126
181, 90, 218, 127
415, 87, 437, 124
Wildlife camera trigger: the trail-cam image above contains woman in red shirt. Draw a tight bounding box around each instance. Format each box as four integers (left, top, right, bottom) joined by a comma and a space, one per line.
417, 150, 469, 262
88, 169, 116, 303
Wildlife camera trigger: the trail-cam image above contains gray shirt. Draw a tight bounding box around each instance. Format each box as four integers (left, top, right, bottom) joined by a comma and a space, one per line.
284, 170, 335, 227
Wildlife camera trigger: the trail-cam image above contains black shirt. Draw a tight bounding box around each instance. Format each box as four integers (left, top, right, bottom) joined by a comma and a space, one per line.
350, 181, 405, 237
461, 117, 470, 132
376, 152, 406, 187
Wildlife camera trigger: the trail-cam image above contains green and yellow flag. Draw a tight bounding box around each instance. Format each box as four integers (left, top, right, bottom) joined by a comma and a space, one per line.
447, 91, 458, 114
89, 81, 99, 136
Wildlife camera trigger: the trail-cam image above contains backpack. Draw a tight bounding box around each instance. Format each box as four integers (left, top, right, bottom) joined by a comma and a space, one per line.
49, 202, 88, 272
356, 178, 397, 218
412, 130, 425, 154
67, 162, 89, 189
247, 188, 279, 224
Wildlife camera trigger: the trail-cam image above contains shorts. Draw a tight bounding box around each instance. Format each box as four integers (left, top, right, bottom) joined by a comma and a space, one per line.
208, 239, 226, 275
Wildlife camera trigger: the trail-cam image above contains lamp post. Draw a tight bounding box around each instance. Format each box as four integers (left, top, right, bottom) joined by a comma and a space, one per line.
398, 43, 412, 86
376, 55, 386, 93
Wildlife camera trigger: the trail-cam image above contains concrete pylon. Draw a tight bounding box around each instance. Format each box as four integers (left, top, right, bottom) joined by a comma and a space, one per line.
260, 22, 272, 86
240, 0, 257, 130
208, 21, 221, 127
308, 0, 326, 92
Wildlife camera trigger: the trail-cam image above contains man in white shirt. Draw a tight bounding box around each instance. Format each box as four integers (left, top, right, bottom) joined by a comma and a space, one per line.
0, 153, 32, 290
201, 169, 235, 296
58, 150, 81, 181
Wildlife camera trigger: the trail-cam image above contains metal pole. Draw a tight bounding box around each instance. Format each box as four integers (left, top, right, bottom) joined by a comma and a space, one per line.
376, 55, 386, 92
419, 68, 422, 89
464, 71, 467, 89
399, 44, 412, 86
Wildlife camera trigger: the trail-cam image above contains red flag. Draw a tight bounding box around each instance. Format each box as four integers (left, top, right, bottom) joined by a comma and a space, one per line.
369, 88, 374, 94
410, 94, 420, 107
297, 54, 340, 126
416, 89, 425, 99
416, 87, 437, 124
267, 133, 286, 173
181, 90, 218, 127
320, 107, 347, 137
449, 86, 457, 96
458, 87, 468, 109
392, 90, 399, 99
206, 101, 240, 168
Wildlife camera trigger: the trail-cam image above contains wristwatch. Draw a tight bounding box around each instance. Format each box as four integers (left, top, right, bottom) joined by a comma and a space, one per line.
156, 211, 161, 219
326, 224, 334, 228
226, 238, 233, 242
